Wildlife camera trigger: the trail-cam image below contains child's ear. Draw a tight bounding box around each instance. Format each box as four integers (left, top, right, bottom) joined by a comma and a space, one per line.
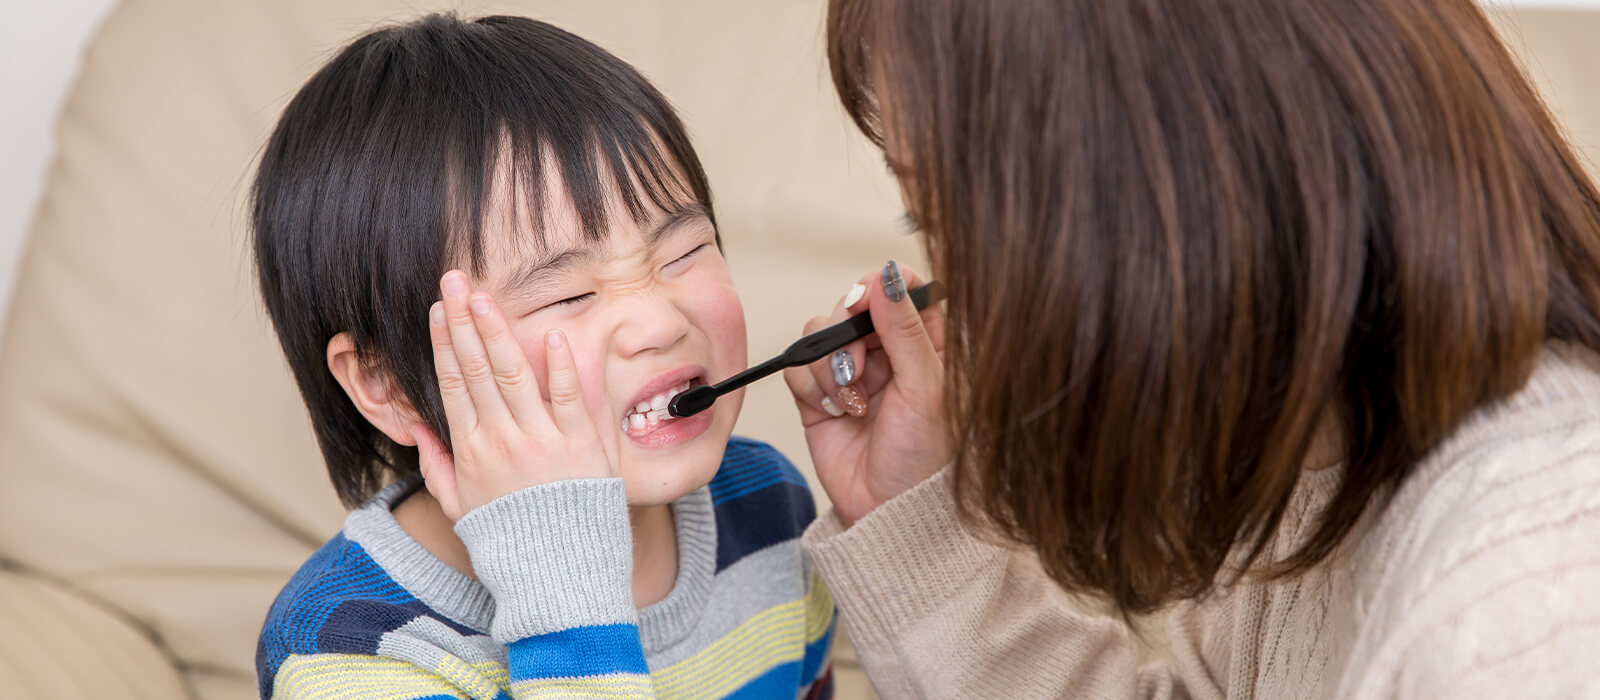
327, 332, 420, 447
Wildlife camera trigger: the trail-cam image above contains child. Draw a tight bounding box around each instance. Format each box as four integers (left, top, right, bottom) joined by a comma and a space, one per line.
251, 14, 834, 699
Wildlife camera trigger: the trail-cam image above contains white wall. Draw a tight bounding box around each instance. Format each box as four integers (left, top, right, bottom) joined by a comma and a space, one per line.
0, 0, 1598, 329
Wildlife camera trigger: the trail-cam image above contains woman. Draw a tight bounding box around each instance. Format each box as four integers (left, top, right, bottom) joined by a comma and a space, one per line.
787, 0, 1600, 696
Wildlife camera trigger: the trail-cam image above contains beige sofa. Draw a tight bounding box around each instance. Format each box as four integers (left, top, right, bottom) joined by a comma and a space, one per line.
0, 2, 1595, 698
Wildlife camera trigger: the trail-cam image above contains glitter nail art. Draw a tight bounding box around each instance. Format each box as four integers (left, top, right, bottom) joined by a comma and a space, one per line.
837, 385, 868, 417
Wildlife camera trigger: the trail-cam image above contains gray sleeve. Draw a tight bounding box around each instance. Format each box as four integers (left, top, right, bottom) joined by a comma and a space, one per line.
453, 478, 635, 645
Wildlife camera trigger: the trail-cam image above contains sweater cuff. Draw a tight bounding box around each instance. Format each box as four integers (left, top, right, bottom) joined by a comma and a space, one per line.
454, 478, 634, 645
801, 468, 1011, 646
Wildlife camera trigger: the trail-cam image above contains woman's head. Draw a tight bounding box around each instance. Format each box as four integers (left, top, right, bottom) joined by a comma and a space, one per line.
254, 14, 745, 508
829, 0, 1600, 612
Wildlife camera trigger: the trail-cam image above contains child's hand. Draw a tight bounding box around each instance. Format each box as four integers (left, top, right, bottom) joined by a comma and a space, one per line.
410, 270, 617, 522
783, 260, 951, 527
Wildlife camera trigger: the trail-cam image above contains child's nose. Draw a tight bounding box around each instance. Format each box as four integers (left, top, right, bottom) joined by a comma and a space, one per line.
612, 290, 691, 357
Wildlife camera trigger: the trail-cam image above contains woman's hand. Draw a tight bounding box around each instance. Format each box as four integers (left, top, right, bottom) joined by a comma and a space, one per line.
410, 270, 616, 522
785, 260, 951, 526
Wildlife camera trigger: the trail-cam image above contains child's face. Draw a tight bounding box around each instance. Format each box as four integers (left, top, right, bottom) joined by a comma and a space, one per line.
463, 171, 747, 507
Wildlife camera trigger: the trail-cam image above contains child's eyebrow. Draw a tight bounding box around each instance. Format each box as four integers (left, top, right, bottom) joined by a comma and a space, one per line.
495, 202, 713, 298
642, 202, 713, 249
498, 246, 598, 297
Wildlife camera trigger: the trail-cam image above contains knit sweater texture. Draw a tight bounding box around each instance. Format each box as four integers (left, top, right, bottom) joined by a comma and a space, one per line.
257, 437, 835, 699
804, 346, 1600, 699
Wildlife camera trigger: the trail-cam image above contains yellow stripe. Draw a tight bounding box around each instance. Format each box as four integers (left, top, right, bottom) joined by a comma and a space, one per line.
662, 633, 804, 700
804, 574, 835, 644
654, 602, 801, 686
273, 653, 471, 699
468, 660, 510, 688
653, 602, 806, 699
433, 655, 509, 698
509, 673, 654, 699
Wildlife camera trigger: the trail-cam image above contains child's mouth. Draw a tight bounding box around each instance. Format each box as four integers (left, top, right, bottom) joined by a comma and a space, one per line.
622, 377, 706, 437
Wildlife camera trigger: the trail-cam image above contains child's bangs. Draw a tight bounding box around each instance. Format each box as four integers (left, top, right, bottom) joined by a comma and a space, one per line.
443, 119, 700, 274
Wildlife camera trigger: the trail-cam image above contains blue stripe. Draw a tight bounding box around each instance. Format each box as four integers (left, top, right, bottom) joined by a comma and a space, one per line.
725, 659, 804, 699
709, 459, 784, 485
710, 469, 810, 505
709, 439, 810, 505
709, 457, 790, 488
507, 623, 649, 680
712, 476, 810, 506
715, 438, 805, 481
712, 452, 773, 475
800, 619, 836, 685
258, 536, 424, 698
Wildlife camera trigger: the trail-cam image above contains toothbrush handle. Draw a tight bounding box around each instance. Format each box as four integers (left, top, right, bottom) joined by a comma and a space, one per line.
668, 281, 946, 419
781, 281, 946, 366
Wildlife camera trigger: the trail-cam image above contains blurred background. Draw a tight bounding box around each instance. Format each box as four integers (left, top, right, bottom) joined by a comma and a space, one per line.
1, 1, 1597, 698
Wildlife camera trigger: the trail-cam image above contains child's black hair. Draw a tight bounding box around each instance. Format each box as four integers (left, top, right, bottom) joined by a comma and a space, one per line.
251, 13, 715, 506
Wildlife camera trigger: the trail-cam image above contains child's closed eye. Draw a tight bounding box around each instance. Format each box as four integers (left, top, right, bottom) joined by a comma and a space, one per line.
663, 243, 710, 271
540, 293, 594, 311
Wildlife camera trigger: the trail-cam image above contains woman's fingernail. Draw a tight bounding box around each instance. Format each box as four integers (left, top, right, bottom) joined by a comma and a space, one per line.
882, 259, 907, 302
831, 350, 856, 386
430, 302, 445, 326
442, 272, 467, 297
820, 396, 846, 417
843, 283, 867, 308
837, 385, 868, 417
469, 295, 490, 317
545, 329, 566, 350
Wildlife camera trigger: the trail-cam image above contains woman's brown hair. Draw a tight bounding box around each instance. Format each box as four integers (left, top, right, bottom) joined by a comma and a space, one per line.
829, 0, 1600, 613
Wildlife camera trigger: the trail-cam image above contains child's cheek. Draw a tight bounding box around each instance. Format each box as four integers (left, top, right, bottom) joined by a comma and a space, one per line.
699, 281, 747, 367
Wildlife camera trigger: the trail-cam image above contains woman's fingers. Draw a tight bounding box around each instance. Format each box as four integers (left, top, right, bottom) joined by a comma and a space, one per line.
466, 290, 549, 429
440, 271, 513, 426
805, 268, 939, 418
811, 281, 874, 416
542, 330, 591, 437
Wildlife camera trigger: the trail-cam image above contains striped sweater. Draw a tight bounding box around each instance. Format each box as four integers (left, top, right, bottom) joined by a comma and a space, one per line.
256, 437, 835, 699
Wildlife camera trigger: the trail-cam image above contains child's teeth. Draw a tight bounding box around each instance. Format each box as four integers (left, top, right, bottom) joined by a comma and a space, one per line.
626, 382, 697, 435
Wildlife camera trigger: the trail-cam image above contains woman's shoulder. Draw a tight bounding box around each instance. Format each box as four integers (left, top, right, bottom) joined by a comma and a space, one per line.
1334, 344, 1600, 696
1398, 343, 1600, 533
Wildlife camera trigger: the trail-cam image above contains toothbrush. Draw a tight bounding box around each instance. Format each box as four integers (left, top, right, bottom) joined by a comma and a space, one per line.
668, 281, 946, 418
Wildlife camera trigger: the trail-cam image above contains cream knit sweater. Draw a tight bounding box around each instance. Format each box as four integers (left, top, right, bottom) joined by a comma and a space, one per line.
803, 346, 1600, 698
